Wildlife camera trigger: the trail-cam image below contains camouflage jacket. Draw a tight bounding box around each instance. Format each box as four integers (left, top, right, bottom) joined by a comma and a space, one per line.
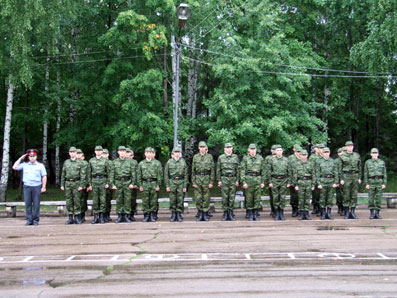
87, 157, 111, 186
338, 152, 362, 180
216, 153, 239, 183
315, 156, 339, 185
363, 158, 387, 185
61, 158, 86, 188
240, 154, 266, 185
192, 153, 215, 185
291, 160, 315, 187
288, 154, 300, 186
164, 158, 188, 189
110, 158, 136, 186
267, 156, 290, 184
137, 158, 163, 188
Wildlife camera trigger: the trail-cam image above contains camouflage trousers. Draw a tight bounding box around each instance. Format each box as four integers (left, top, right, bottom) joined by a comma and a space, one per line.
336, 187, 343, 207
142, 181, 159, 213
289, 185, 298, 209
368, 180, 383, 211
194, 175, 212, 212
244, 176, 262, 210
114, 180, 132, 214
318, 183, 335, 209
342, 174, 360, 208
105, 188, 112, 213
168, 180, 184, 213
297, 182, 312, 211
80, 188, 89, 214
271, 178, 288, 209
91, 178, 107, 213
65, 181, 81, 215
220, 177, 237, 211
131, 188, 137, 214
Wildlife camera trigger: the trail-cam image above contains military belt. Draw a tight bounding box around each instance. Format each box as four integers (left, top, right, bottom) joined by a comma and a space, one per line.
196, 172, 210, 176
170, 176, 184, 180
94, 175, 106, 179
222, 174, 236, 178
321, 175, 334, 178
298, 176, 312, 181
343, 170, 358, 174
369, 175, 384, 179
66, 178, 80, 182
143, 178, 157, 182
246, 172, 260, 177
116, 177, 131, 181
272, 175, 286, 179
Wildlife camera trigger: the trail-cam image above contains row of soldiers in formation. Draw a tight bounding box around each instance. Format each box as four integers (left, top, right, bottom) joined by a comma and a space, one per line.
60, 140, 387, 224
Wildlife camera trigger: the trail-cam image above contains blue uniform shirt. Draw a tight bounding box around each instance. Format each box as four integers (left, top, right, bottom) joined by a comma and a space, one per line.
17, 162, 47, 187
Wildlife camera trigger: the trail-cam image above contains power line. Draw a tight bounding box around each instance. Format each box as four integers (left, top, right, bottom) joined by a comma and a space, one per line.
181, 56, 396, 79
33, 47, 143, 59
182, 44, 394, 76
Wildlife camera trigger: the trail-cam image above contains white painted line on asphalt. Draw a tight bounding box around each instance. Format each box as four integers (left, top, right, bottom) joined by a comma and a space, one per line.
377, 253, 390, 259
111, 255, 120, 261
22, 256, 34, 262
288, 253, 296, 259
201, 254, 208, 260
65, 255, 75, 261
245, 254, 251, 260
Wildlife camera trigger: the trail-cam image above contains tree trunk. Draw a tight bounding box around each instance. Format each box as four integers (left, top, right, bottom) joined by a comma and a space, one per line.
0, 76, 14, 202
55, 42, 61, 186
163, 44, 168, 112
375, 81, 383, 149
43, 53, 50, 176
18, 89, 29, 200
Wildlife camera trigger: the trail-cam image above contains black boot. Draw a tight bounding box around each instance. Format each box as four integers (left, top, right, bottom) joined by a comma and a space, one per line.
245, 209, 249, 219
253, 209, 260, 221
274, 208, 280, 221
143, 213, 150, 222
340, 206, 346, 216
222, 211, 229, 221
369, 209, 375, 220
279, 208, 285, 221
270, 206, 275, 218
108, 212, 112, 222
97, 213, 103, 224
154, 211, 158, 220
176, 212, 183, 222
170, 211, 177, 222
129, 213, 136, 222
196, 211, 200, 218
248, 210, 253, 221
350, 207, 358, 220
304, 211, 312, 220
81, 213, 86, 223
298, 210, 304, 221
196, 211, 203, 221
312, 204, 318, 215
150, 212, 157, 222
344, 207, 350, 219
292, 207, 298, 217
203, 211, 210, 222
321, 208, 326, 220
337, 205, 341, 215
124, 213, 131, 223
74, 214, 82, 224
229, 210, 236, 221
115, 213, 123, 223
65, 214, 74, 225
103, 212, 109, 223
316, 205, 322, 217
326, 208, 334, 220
91, 213, 99, 224
375, 210, 382, 219
208, 211, 213, 218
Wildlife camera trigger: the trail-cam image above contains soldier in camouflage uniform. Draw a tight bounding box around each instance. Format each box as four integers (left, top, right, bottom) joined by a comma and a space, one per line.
267, 145, 290, 221
110, 146, 135, 223
76, 149, 89, 223
316, 147, 339, 220
288, 145, 301, 217
363, 148, 387, 220
338, 141, 362, 220
217, 143, 240, 221
165, 147, 188, 222
138, 147, 163, 222
335, 147, 345, 215
102, 149, 113, 222
87, 146, 111, 224
61, 147, 86, 225
192, 141, 215, 222
291, 150, 315, 220
126, 148, 138, 221
309, 144, 324, 216
240, 144, 265, 221
265, 145, 277, 218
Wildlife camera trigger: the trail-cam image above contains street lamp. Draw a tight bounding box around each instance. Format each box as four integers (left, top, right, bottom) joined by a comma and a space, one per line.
173, 3, 190, 148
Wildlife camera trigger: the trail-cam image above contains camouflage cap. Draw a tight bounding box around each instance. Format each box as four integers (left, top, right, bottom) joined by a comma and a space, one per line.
69, 147, 77, 152
337, 148, 343, 153
345, 141, 354, 146
103, 149, 109, 154
76, 149, 82, 154
117, 146, 126, 151
224, 143, 233, 148
248, 144, 257, 149
300, 149, 308, 155
371, 148, 379, 153
274, 144, 282, 149
95, 145, 103, 151
145, 147, 155, 152
323, 147, 330, 153
312, 144, 318, 148
317, 143, 325, 149
172, 146, 182, 153
126, 148, 131, 153
342, 147, 346, 151
198, 141, 207, 147
293, 144, 301, 151
271, 145, 277, 150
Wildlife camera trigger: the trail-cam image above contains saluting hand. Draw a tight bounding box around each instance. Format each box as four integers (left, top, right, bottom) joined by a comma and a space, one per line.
60, 186, 65, 191
208, 184, 213, 189
365, 184, 370, 190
